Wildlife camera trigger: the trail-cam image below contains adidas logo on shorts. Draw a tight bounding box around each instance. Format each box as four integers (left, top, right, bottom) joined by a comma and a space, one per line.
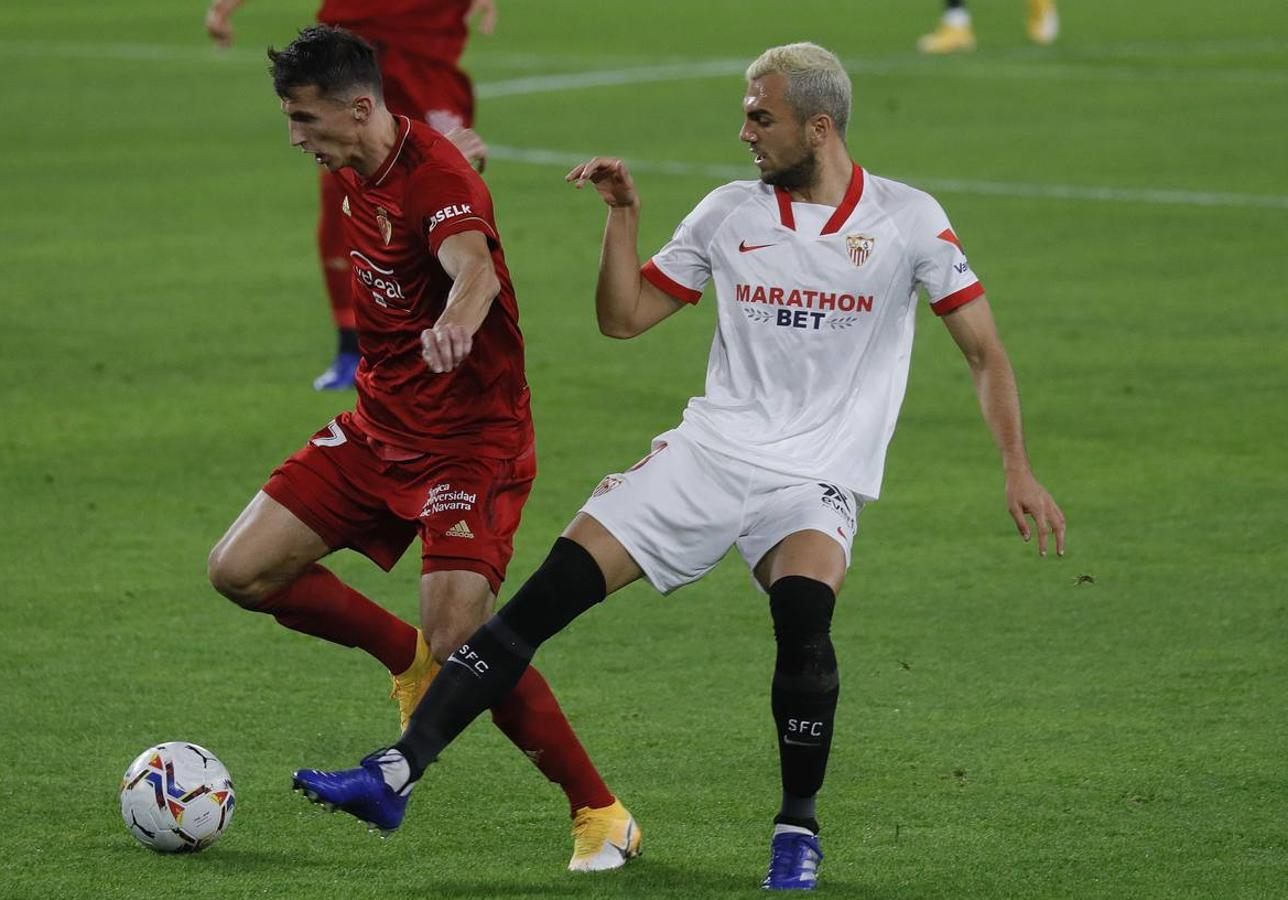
445, 520, 474, 539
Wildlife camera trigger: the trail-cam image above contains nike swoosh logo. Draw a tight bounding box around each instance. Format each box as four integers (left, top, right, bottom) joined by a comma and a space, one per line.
445, 656, 481, 677
782, 737, 822, 747
607, 820, 636, 859
739, 240, 776, 252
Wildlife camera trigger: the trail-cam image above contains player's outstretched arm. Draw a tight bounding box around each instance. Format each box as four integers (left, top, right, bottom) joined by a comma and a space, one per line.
421, 230, 500, 373
942, 297, 1066, 557
567, 157, 685, 339
204, 0, 244, 47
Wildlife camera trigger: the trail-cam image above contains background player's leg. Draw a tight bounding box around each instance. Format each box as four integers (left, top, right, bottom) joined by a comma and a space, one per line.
754, 530, 846, 889
918, 0, 976, 53
1027, 0, 1059, 45
418, 565, 616, 814
208, 491, 416, 672
313, 172, 359, 391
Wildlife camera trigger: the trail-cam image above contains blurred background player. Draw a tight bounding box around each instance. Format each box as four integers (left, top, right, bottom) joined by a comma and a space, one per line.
207, 26, 638, 871
204, 0, 497, 390
293, 41, 1065, 891
918, 0, 1059, 53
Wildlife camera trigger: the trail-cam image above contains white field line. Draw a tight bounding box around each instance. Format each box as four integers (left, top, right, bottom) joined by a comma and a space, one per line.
1, 40, 1286, 87
487, 144, 1288, 211
2, 38, 1283, 209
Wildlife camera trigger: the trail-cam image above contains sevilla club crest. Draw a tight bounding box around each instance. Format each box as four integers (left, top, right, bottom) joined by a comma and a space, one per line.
375, 206, 392, 246
846, 234, 875, 268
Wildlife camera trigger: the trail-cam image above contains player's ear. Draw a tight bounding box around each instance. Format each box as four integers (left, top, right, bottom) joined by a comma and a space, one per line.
351, 95, 375, 122
808, 113, 830, 146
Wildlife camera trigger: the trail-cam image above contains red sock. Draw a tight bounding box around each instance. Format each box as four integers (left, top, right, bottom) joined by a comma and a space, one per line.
491, 667, 615, 815
318, 172, 356, 331
261, 564, 416, 673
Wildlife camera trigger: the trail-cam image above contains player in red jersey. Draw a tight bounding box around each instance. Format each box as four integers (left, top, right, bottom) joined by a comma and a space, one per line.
205, 26, 640, 871
204, 0, 497, 390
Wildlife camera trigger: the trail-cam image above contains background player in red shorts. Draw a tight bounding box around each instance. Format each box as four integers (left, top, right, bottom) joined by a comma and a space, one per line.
205, 25, 640, 871
204, 0, 497, 390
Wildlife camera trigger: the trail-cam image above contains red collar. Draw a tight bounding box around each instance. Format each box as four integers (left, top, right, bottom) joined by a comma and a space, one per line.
365, 114, 411, 187
773, 162, 865, 234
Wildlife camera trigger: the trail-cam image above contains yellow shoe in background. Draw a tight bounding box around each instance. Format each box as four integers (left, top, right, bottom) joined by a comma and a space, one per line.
1028, 0, 1060, 45
389, 630, 438, 731
568, 799, 642, 872
917, 21, 977, 54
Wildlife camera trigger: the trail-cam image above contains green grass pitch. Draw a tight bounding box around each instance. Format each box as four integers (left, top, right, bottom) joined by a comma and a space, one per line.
1, 1, 1286, 897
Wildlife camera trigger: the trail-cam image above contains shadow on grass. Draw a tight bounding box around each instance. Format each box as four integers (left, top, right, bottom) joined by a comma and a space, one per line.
417, 857, 877, 898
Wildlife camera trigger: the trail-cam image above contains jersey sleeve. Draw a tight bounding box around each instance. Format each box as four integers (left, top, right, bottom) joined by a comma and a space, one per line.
641, 185, 742, 304
910, 195, 985, 316
406, 163, 499, 258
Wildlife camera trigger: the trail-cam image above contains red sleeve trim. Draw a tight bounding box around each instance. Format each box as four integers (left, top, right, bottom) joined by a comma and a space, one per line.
930, 280, 984, 316
427, 216, 499, 255
641, 260, 701, 304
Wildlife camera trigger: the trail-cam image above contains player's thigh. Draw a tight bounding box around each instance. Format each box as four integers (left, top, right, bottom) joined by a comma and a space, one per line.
577, 432, 746, 595
741, 480, 863, 595
753, 529, 848, 595
562, 512, 645, 595
406, 444, 535, 604
208, 491, 330, 600
418, 569, 494, 663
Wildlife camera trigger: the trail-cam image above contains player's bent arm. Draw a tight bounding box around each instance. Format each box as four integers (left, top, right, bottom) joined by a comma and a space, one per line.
596, 205, 686, 338
435, 230, 501, 336
942, 296, 1067, 555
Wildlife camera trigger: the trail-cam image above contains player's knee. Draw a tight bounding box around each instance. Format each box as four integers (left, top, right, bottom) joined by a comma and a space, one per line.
769, 576, 838, 682
206, 546, 274, 610
495, 537, 608, 647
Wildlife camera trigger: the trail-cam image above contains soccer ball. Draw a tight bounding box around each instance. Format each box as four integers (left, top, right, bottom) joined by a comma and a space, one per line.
119, 742, 236, 852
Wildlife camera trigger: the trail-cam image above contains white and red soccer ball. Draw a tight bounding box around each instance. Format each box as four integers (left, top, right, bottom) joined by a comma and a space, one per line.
119, 742, 236, 853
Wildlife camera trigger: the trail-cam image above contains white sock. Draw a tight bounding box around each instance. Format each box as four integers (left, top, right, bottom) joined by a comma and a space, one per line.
944, 8, 971, 28
371, 748, 415, 798
773, 823, 816, 838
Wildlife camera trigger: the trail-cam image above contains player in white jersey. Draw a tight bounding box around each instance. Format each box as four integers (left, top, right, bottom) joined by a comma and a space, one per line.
293, 41, 1065, 892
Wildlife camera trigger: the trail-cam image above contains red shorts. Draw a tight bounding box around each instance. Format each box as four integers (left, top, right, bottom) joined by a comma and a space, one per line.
378, 44, 475, 132
263, 412, 534, 594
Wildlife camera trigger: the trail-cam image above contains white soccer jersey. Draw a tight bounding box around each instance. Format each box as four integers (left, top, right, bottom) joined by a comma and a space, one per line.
641, 164, 983, 500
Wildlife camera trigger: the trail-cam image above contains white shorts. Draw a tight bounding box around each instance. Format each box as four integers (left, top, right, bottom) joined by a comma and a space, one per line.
579, 430, 863, 595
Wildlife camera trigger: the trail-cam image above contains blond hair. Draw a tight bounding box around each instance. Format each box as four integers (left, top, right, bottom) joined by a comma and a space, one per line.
746, 42, 852, 138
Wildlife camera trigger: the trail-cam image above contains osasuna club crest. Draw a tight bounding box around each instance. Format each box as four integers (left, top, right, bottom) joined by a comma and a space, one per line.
846, 233, 875, 267
375, 206, 393, 245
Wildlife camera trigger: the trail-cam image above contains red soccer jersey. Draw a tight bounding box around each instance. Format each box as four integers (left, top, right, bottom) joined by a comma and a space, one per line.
333, 115, 532, 459
317, 0, 469, 62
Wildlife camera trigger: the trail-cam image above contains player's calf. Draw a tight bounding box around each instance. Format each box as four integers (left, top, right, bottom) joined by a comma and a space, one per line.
769, 576, 838, 835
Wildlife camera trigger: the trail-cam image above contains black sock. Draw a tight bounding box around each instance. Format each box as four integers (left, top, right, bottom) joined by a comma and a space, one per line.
338, 328, 359, 355
769, 576, 839, 833
946, 0, 966, 9
393, 537, 607, 778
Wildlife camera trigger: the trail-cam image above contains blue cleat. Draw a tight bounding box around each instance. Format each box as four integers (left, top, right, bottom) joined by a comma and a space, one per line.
312, 350, 360, 391
292, 751, 409, 834
762, 829, 823, 891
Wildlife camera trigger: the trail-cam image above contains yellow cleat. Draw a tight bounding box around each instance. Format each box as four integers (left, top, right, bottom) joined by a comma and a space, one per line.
1027, 0, 1059, 45
568, 799, 641, 872
917, 22, 977, 54
390, 630, 438, 732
